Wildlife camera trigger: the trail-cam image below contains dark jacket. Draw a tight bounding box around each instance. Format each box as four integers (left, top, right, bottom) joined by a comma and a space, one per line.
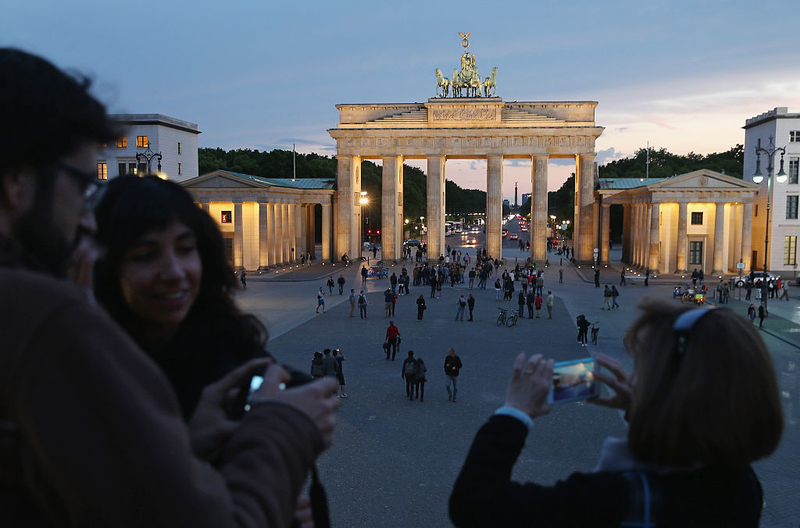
445, 354, 463, 376
450, 415, 764, 528
0, 242, 323, 527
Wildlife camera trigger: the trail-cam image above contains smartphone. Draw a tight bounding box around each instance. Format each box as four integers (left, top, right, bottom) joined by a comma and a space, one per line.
229, 363, 315, 419
547, 357, 601, 405
242, 374, 264, 413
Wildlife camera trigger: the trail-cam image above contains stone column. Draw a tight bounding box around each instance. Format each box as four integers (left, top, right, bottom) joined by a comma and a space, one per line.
336, 155, 361, 262
382, 155, 403, 261
321, 203, 332, 261
712, 202, 726, 274
426, 156, 446, 261
676, 202, 688, 272
487, 155, 504, 259
742, 202, 753, 271
258, 202, 269, 269
282, 204, 291, 264
575, 154, 596, 262
295, 203, 303, 263
531, 155, 548, 262
631, 204, 639, 266
306, 205, 315, 257
621, 204, 629, 264
267, 203, 277, 266
233, 201, 244, 270
601, 203, 610, 263
649, 203, 660, 272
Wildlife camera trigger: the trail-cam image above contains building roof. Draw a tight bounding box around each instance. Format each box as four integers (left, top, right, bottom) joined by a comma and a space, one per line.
743, 107, 800, 129
598, 178, 666, 190
110, 114, 201, 135
211, 171, 335, 190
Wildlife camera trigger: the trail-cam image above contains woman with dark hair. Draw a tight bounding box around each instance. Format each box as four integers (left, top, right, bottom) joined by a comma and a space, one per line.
451, 299, 783, 527
93, 175, 267, 421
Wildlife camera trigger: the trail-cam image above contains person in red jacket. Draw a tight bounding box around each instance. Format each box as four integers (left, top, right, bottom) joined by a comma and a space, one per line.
385, 320, 401, 360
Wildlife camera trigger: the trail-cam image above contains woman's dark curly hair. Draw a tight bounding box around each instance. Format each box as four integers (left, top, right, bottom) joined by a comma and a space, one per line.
93, 175, 267, 417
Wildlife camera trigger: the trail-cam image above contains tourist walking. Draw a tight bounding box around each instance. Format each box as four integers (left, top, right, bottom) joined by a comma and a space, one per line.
333, 349, 347, 398
239, 269, 246, 289
402, 351, 417, 399
316, 287, 325, 314
546, 291, 554, 319
361, 265, 368, 284
467, 294, 475, 321
384, 288, 394, 317
747, 304, 756, 325
414, 358, 428, 402
456, 295, 467, 321
602, 285, 612, 310
327, 276, 335, 294
337, 274, 346, 295
358, 290, 368, 318
758, 305, 766, 328
577, 315, 590, 346
416, 294, 427, 321
611, 285, 620, 309
594, 269, 601, 288
385, 320, 401, 360
620, 268, 626, 286
349, 289, 356, 317
444, 348, 463, 402
780, 281, 790, 300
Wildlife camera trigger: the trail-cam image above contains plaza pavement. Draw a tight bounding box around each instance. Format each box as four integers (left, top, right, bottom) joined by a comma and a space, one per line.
236, 249, 800, 527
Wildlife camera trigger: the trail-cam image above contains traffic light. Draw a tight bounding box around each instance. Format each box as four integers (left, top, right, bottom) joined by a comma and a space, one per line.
376, 230, 381, 235
368, 229, 372, 234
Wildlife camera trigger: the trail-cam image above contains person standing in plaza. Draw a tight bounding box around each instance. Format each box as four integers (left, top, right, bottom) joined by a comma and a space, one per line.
546, 291, 554, 319
349, 288, 356, 317
384, 288, 394, 317
526, 289, 535, 319
534, 292, 543, 318
620, 268, 627, 286
337, 274, 346, 295
327, 276, 335, 294
456, 295, 467, 321
594, 268, 600, 288
416, 294, 427, 321
239, 269, 246, 289
430, 273, 438, 299
316, 287, 326, 314
537, 274, 544, 295
445, 348, 463, 402
415, 358, 428, 402
645, 269, 650, 287
758, 305, 766, 328
577, 314, 590, 346
402, 351, 417, 399
390, 272, 398, 294
358, 290, 368, 318
333, 349, 347, 398
361, 265, 368, 284
517, 290, 526, 319
691, 268, 699, 287
468, 267, 476, 289
747, 304, 756, 324
602, 285, 612, 310
559, 268, 563, 284
611, 285, 620, 309
468, 294, 475, 321
322, 348, 338, 378
385, 320, 401, 360
494, 277, 502, 301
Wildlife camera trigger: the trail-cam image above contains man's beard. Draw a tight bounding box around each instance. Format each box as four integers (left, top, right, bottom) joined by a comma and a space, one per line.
12, 207, 74, 277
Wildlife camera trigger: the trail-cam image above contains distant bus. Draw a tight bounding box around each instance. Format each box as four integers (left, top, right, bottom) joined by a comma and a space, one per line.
452, 221, 463, 233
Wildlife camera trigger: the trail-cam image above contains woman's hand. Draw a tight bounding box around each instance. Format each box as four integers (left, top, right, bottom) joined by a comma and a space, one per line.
504, 353, 554, 419
188, 357, 271, 460
588, 353, 632, 412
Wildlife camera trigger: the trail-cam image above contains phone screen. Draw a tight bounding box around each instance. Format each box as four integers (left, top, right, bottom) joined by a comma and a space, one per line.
547, 357, 600, 405
242, 375, 264, 413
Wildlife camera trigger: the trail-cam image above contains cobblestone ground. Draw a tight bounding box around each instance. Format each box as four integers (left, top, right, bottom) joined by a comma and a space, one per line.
238, 251, 800, 527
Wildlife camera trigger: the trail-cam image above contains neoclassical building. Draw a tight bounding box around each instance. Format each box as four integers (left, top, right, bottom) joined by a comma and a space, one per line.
181, 170, 335, 269
598, 170, 759, 274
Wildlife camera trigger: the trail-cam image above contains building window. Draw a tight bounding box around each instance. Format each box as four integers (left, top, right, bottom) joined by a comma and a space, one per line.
785, 236, 797, 266
789, 158, 799, 185
116, 137, 127, 148
137, 136, 148, 148
689, 241, 703, 265
221, 211, 232, 223
787, 195, 799, 220
177, 142, 182, 155
178, 162, 182, 175
96, 163, 107, 180
690, 212, 703, 225
118, 163, 126, 177
128, 162, 138, 175
790, 131, 800, 142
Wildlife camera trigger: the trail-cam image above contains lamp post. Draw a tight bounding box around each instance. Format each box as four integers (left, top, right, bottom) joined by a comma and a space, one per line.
752, 135, 787, 312
135, 143, 162, 175
360, 191, 368, 259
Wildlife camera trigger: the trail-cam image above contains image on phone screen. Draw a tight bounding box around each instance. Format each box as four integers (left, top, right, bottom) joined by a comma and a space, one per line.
548, 357, 600, 404
243, 375, 264, 413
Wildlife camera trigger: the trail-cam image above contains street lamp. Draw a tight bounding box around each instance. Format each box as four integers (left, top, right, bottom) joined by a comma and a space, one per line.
752, 135, 787, 312
360, 191, 368, 258
135, 143, 162, 175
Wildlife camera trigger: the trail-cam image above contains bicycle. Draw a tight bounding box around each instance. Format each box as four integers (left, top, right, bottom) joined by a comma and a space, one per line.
497, 307, 519, 327
591, 322, 600, 345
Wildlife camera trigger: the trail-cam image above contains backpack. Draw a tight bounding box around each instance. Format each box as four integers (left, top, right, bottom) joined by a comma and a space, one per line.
459, 299, 466, 307
358, 295, 366, 305
404, 360, 416, 375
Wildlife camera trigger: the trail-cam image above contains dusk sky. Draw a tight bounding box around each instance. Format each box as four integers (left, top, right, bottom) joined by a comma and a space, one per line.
4, 0, 799, 200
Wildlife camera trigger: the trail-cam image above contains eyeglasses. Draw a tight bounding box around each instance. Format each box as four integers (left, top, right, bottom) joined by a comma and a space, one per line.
56, 162, 106, 211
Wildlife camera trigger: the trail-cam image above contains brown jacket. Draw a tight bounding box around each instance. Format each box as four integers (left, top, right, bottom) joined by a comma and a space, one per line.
0, 254, 323, 526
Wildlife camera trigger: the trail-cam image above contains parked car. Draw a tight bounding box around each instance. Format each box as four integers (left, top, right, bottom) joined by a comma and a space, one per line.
734, 271, 780, 288
509, 233, 519, 240
502, 229, 509, 238
404, 239, 422, 248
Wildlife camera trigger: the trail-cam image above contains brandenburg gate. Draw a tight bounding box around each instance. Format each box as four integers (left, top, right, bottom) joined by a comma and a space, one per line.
328, 34, 604, 263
